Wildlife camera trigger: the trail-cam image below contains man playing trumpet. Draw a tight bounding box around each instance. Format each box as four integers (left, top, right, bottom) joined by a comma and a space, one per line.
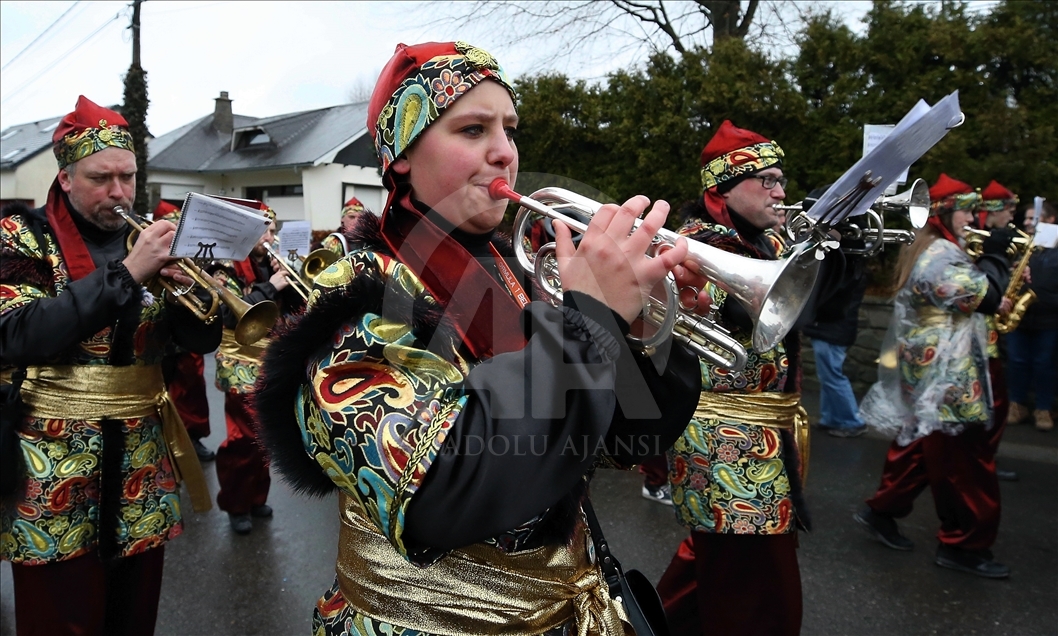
657, 121, 844, 636
0, 96, 220, 635
208, 211, 304, 534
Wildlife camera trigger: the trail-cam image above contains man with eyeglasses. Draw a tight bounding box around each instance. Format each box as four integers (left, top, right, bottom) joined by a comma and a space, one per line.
655, 120, 844, 636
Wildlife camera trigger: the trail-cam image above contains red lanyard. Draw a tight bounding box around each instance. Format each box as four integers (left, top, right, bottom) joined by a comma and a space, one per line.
490, 244, 530, 309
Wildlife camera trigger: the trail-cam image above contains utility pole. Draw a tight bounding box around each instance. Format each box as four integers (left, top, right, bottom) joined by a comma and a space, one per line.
123, 0, 150, 215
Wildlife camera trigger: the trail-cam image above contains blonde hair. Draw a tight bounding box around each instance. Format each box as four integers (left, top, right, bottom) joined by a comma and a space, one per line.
889, 223, 945, 295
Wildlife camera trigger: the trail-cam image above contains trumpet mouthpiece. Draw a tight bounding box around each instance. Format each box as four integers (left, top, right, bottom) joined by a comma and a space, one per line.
489, 178, 518, 203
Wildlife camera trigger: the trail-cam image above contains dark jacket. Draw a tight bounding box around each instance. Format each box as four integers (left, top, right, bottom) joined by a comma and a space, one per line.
1019, 247, 1058, 331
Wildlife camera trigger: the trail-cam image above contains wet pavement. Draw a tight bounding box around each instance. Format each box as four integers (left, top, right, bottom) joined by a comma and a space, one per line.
2, 357, 1056, 635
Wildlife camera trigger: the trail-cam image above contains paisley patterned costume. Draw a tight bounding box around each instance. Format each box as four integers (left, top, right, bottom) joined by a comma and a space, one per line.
256, 204, 699, 636
0, 204, 218, 565
860, 239, 992, 444
667, 220, 799, 536
208, 255, 302, 516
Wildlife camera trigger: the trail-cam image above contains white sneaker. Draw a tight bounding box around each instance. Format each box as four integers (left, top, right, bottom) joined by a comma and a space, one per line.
641, 483, 673, 506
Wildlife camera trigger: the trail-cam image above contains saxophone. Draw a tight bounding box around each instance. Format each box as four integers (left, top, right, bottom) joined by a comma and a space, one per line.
994, 229, 1037, 334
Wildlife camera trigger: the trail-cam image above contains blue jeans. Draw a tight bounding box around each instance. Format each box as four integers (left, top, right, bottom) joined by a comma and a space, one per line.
1006, 328, 1058, 411
811, 339, 864, 430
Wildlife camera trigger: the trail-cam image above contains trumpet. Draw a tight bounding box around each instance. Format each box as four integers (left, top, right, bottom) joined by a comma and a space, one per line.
263, 242, 311, 301
777, 179, 930, 256
117, 207, 279, 345
488, 180, 823, 371
299, 248, 339, 281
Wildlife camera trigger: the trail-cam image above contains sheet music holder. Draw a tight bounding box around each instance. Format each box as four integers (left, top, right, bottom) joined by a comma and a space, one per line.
808, 91, 964, 227
170, 193, 272, 261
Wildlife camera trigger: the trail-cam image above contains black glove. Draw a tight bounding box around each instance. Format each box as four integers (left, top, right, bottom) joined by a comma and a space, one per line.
980, 227, 1016, 256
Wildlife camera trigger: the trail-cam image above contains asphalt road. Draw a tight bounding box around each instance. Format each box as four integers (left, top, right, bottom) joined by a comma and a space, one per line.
2, 357, 1055, 636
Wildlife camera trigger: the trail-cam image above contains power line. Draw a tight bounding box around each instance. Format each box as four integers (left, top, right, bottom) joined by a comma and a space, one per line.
0, 10, 124, 106
1, 2, 82, 72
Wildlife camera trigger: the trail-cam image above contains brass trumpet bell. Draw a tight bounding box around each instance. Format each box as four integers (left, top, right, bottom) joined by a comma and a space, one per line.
300, 248, 339, 280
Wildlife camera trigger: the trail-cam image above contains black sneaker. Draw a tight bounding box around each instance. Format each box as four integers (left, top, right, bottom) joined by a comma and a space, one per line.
854, 507, 914, 550
192, 439, 216, 462
228, 512, 252, 535
828, 426, 868, 438
250, 504, 273, 518
641, 483, 673, 506
935, 544, 1010, 579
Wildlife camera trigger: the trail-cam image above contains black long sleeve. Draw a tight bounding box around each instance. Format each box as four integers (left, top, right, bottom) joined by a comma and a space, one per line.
403, 292, 699, 550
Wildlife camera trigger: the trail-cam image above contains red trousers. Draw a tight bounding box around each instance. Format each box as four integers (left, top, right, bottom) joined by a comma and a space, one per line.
657, 532, 802, 636
11, 547, 165, 636
216, 391, 270, 514
166, 351, 211, 440
865, 359, 1006, 551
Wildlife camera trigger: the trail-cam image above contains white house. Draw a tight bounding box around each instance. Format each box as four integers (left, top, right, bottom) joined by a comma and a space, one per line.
0, 114, 64, 209
148, 92, 383, 229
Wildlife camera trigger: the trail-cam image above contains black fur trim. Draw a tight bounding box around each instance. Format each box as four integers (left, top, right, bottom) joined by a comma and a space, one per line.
254, 258, 457, 497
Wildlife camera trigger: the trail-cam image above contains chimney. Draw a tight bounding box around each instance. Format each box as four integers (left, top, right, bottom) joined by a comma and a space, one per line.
213, 91, 233, 135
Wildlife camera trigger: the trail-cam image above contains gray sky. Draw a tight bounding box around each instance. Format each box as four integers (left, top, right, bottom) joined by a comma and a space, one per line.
0, 1, 992, 137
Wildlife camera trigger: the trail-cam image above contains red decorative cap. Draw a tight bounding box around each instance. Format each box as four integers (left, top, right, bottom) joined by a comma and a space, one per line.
699, 120, 784, 191
52, 95, 134, 168
367, 41, 515, 176
981, 179, 1015, 202
928, 173, 973, 200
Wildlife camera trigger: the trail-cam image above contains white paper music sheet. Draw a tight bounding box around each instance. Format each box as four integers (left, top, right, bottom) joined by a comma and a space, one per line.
277, 221, 311, 261
1034, 222, 1058, 249
170, 193, 272, 261
809, 91, 963, 224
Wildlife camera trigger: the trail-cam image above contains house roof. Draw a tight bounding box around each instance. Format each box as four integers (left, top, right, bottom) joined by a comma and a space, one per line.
0, 115, 64, 170
1, 104, 136, 171
148, 101, 371, 173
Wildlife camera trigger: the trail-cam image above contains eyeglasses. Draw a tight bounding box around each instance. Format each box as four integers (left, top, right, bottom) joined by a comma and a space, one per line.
750, 175, 788, 190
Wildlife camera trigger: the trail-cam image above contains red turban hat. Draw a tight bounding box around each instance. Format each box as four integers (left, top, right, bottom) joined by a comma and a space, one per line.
341, 197, 370, 218
52, 95, 135, 169
367, 41, 516, 179
697, 120, 784, 229
980, 179, 1018, 214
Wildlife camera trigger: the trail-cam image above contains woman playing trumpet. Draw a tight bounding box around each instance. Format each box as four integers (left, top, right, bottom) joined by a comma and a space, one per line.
256, 41, 713, 634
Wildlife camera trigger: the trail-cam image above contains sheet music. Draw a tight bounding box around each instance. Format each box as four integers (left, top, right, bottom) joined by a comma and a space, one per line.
1034, 222, 1058, 249
170, 192, 272, 261
809, 91, 963, 224
277, 221, 311, 260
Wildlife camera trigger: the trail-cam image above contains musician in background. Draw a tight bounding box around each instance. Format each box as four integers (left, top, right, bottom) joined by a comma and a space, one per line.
974, 180, 1022, 478
254, 41, 709, 634
1007, 200, 1057, 431
657, 121, 843, 636
155, 199, 217, 462
857, 174, 1013, 578
208, 211, 303, 534
318, 196, 372, 257
0, 96, 220, 635
802, 185, 869, 438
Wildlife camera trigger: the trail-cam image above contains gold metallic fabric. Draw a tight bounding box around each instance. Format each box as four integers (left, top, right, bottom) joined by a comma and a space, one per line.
219, 328, 271, 363
695, 390, 811, 483
20, 364, 212, 512
334, 493, 629, 636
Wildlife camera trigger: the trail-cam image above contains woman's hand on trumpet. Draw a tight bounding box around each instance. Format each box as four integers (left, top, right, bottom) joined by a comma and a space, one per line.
553, 195, 697, 325
123, 219, 193, 287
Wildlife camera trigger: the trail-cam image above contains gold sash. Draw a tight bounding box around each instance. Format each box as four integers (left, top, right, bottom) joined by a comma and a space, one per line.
218, 328, 270, 363
695, 391, 810, 483
335, 493, 629, 636
19, 364, 212, 513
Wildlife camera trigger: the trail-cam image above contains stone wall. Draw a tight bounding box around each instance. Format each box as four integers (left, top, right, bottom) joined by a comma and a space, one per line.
801, 295, 894, 397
